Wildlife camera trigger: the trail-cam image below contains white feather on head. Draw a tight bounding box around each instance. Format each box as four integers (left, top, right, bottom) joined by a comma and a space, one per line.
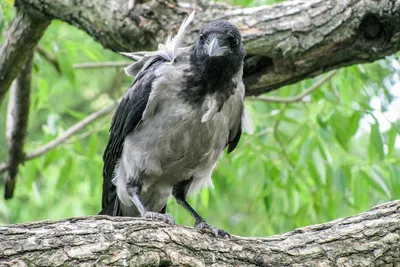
157, 10, 195, 62
121, 10, 195, 77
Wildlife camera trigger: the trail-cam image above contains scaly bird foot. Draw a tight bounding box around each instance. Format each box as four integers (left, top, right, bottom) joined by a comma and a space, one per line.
195, 221, 231, 238
143, 212, 175, 225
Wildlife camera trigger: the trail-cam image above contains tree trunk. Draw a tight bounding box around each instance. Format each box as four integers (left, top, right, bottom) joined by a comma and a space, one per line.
1, 200, 399, 266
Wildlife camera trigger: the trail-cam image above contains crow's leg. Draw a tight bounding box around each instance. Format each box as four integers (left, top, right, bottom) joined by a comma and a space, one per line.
127, 179, 175, 224
173, 178, 230, 238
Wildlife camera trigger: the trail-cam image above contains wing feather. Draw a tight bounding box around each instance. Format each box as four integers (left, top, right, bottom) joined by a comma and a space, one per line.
101, 57, 165, 213
227, 124, 242, 154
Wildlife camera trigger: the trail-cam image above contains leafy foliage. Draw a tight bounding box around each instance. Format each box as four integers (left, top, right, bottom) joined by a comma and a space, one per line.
0, 0, 399, 237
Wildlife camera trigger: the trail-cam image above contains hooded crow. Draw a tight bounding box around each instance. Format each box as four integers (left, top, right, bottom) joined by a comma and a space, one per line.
100, 11, 252, 237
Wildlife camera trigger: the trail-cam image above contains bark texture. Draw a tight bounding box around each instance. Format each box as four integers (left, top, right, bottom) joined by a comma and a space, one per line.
0, 6, 50, 104
4, 53, 33, 199
0, 200, 399, 266
16, 0, 400, 95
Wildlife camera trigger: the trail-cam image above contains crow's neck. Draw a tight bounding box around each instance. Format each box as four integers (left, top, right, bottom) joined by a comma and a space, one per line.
180, 53, 238, 107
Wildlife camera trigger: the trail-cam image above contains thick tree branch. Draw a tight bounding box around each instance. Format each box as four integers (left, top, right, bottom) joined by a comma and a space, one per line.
15, 0, 400, 96
4, 53, 33, 199
0, 6, 50, 105
0, 200, 399, 266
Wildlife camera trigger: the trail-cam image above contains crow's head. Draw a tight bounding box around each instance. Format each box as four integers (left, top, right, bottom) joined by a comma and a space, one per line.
191, 20, 246, 78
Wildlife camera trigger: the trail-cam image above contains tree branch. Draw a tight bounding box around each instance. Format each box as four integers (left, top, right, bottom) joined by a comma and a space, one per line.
73, 61, 132, 69
0, 6, 50, 106
274, 105, 295, 168
247, 70, 338, 103
0, 200, 399, 266
4, 53, 33, 199
15, 0, 400, 96
35, 45, 61, 73
0, 101, 118, 175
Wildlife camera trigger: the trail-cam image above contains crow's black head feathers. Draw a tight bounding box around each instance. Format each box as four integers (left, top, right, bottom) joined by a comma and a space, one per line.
193, 20, 245, 79
180, 20, 246, 107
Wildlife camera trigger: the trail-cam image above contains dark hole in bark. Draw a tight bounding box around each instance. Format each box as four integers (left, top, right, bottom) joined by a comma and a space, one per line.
243, 55, 275, 95
159, 260, 173, 267
243, 55, 274, 77
360, 14, 383, 40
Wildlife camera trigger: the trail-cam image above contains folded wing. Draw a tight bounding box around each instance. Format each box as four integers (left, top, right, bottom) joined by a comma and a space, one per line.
101, 56, 166, 214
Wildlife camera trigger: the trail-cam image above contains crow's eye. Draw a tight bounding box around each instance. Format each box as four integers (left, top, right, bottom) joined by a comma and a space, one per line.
199, 33, 205, 42
229, 36, 240, 47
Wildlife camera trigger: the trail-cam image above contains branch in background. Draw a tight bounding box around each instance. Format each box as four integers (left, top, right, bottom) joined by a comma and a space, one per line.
246, 70, 338, 166
0, 101, 118, 175
66, 122, 108, 144
68, 69, 123, 114
35, 45, 61, 73
0, 8, 50, 106
73, 61, 132, 69
273, 105, 295, 169
16, 0, 400, 96
330, 79, 342, 103
1, 201, 399, 265
4, 53, 34, 199
247, 70, 338, 103
37, 45, 131, 72
27, 102, 117, 159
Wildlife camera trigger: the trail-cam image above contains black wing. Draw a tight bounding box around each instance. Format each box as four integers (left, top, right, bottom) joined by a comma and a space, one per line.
101, 57, 165, 214
227, 126, 242, 154
226, 103, 244, 154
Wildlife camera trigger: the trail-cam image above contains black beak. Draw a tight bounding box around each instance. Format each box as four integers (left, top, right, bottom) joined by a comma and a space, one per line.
205, 36, 229, 57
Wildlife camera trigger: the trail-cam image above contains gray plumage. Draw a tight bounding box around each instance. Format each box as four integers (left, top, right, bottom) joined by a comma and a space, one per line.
100, 12, 252, 236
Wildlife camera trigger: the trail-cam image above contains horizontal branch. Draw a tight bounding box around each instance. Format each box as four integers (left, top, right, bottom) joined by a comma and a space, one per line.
0, 101, 118, 175
248, 69, 338, 103
36, 47, 132, 71
73, 61, 132, 69
16, 0, 400, 96
0, 200, 399, 266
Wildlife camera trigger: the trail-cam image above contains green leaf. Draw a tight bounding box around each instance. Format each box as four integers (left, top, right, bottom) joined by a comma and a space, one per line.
368, 123, 385, 161
388, 165, 400, 199
316, 115, 328, 129
64, 109, 87, 120
387, 126, 397, 157
352, 174, 369, 210
57, 157, 74, 189
360, 169, 390, 198
333, 167, 348, 196
59, 55, 76, 87
262, 180, 272, 213
0, 13, 4, 33
348, 112, 361, 138
329, 112, 349, 150
82, 47, 102, 61
88, 134, 98, 158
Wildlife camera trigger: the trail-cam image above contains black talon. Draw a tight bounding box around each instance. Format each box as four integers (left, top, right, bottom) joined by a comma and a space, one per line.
195, 221, 231, 238
143, 211, 175, 225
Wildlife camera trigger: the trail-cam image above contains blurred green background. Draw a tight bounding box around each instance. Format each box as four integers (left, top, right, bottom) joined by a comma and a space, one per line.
0, 0, 399, 237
